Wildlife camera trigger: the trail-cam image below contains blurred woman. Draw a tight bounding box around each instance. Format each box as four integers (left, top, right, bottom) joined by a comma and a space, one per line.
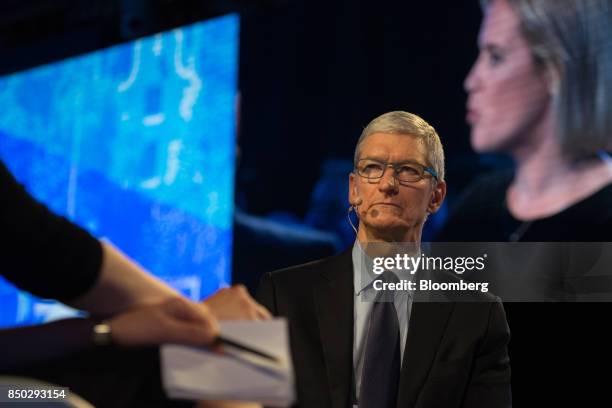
438, 0, 612, 242
435, 2, 612, 404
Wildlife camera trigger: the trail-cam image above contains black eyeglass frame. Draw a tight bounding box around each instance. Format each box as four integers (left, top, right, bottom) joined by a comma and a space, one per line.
353, 158, 438, 184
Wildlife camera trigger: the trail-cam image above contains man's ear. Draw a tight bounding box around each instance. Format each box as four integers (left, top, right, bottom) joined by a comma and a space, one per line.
427, 180, 446, 214
348, 172, 361, 206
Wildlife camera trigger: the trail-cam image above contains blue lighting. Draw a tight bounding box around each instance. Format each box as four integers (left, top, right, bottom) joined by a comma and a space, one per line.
0, 14, 239, 327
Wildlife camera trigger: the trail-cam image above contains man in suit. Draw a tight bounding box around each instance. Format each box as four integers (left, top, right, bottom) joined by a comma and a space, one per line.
257, 111, 511, 408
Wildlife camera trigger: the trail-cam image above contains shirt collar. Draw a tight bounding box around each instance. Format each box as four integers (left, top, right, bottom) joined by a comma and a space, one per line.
352, 240, 415, 297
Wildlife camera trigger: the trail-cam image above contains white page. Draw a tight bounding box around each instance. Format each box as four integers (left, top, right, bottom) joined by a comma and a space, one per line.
161, 318, 294, 407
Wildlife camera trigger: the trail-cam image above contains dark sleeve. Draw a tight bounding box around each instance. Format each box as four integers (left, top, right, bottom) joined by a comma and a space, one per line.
0, 160, 102, 302
461, 300, 512, 408
0, 318, 97, 371
256, 272, 278, 315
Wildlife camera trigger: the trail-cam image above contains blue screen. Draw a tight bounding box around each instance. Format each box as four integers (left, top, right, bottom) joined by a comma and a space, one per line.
0, 14, 239, 327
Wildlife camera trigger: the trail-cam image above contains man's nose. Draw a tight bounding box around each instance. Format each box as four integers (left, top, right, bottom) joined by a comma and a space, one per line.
378, 167, 398, 193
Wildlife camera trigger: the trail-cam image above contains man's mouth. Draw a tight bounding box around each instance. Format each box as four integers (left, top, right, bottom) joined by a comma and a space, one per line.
372, 202, 401, 208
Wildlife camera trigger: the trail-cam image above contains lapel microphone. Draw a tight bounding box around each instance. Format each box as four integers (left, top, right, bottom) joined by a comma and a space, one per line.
347, 197, 362, 234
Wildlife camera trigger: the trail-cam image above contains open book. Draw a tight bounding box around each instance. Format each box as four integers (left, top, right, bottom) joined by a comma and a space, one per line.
161, 318, 295, 407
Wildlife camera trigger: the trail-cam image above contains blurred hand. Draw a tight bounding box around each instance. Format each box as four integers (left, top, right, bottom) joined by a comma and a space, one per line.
203, 285, 271, 320
108, 297, 219, 347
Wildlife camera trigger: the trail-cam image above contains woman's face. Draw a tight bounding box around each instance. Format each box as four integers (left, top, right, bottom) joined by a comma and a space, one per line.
465, 0, 551, 155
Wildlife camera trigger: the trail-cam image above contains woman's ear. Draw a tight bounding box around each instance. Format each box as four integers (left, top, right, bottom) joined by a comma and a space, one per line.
544, 65, 560, 98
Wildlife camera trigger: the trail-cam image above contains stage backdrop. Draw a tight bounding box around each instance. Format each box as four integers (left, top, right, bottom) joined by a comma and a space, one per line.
0, 13, 238, 327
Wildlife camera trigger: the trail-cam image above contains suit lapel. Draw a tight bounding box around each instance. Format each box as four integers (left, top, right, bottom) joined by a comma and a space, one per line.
313, 250, 354, 408
396, 300, 455, 407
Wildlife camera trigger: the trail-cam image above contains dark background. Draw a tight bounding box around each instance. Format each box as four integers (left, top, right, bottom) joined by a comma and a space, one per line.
0, 0, 490, 218
238, 0, 482, 216
1, 1, 608, 406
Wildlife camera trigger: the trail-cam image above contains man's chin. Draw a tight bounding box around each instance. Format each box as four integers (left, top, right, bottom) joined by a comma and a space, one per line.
363, 217, 409, 234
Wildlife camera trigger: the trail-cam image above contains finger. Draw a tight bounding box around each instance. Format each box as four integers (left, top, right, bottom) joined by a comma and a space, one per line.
232, 286, 271, 319
168, 299, 219, 337
254, 303, 272, 320
164, 318, 218, 345
233, 284, 248, 294
245, 298, 271, 320
166, 297, 217, 326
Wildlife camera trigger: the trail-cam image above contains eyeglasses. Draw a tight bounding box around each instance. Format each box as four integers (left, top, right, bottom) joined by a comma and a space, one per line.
354, 158, 438, 184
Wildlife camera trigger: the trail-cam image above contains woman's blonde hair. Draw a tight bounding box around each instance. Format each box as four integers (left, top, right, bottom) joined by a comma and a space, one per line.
482, 0, 612, 159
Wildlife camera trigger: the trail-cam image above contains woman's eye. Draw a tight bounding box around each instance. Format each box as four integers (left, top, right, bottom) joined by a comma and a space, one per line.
488, 50, 504, 66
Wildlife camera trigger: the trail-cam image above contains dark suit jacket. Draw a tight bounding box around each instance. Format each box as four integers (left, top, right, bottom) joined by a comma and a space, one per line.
257, 249, 511, 408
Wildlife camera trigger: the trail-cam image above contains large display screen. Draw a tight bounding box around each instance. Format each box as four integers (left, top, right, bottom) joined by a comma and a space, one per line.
0, 14, 239, 327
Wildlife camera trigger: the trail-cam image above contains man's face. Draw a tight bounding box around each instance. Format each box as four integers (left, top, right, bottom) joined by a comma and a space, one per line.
349, 132, 445, 242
